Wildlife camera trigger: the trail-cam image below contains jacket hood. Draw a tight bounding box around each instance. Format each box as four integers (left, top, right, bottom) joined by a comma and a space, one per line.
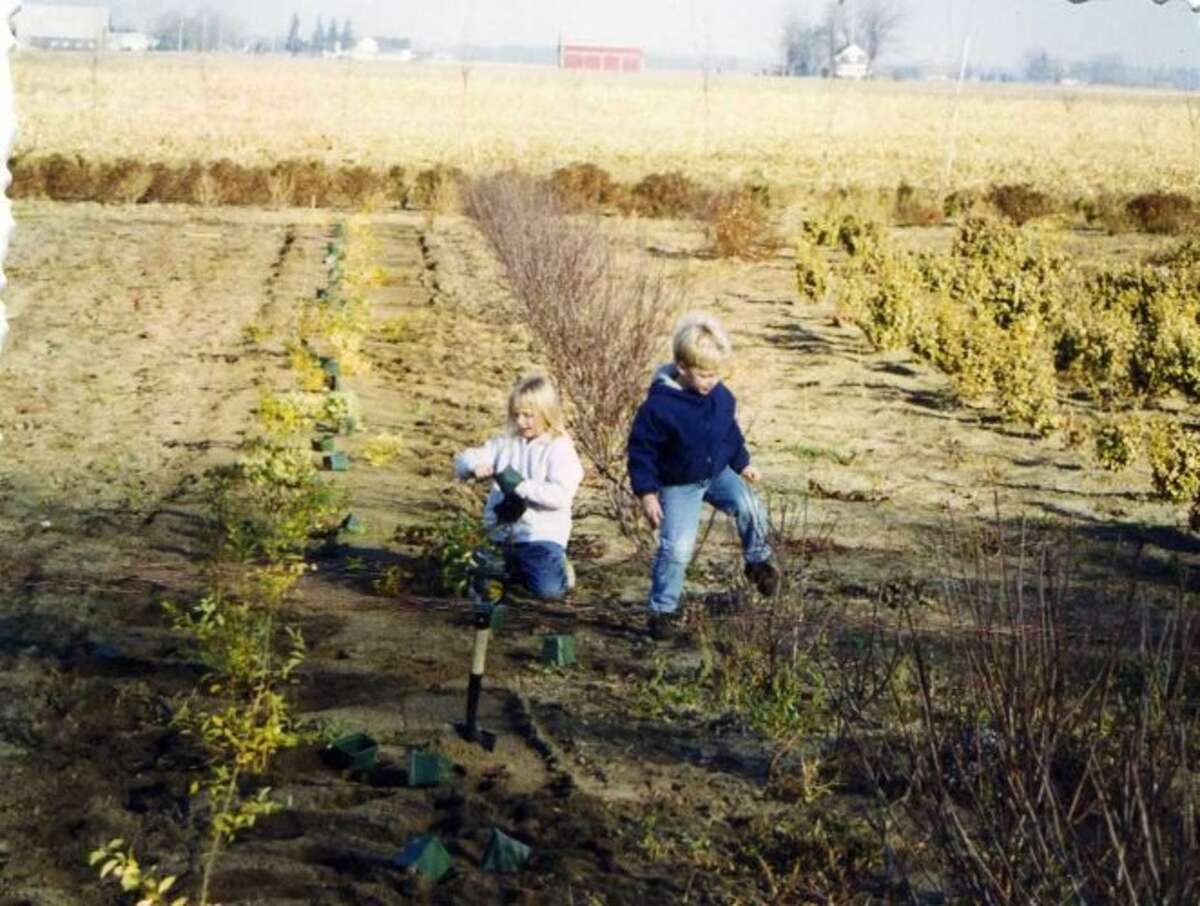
651, 363, 682, 390
651, 363, 696, 394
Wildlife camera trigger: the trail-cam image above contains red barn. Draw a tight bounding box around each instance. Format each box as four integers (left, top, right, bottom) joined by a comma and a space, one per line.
559, 42, 643, 73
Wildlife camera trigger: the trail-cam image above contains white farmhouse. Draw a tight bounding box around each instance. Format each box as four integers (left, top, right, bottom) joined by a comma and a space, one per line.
833, 43, 870, 80
352, 36, 413, 62
15, 3, 109, 51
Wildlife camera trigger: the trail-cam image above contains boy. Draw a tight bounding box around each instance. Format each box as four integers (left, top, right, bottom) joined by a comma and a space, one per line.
627, 313, 778, 640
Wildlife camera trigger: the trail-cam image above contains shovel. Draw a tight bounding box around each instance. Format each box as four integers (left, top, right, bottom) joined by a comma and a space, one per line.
455, 601, 499, 751
454, 550, 506, 751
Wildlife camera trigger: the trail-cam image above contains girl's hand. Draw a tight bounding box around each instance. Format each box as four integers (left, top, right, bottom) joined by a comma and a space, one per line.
640, 493, 663, 529
742, 466, 762, 483
473, 464, 495, 480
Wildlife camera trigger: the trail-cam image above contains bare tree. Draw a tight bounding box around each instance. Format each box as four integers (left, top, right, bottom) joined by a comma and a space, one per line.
856, 0, 905, 64
821, 1, 850, 66
781, 10, 826, 76
463, 174, 682, 540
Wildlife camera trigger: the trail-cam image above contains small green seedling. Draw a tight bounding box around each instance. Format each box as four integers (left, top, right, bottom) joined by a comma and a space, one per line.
540, 635, 576, 667
393, 834, 451, 882
324, 732, 378, 771
407, 750, 452, 787
482, 827, 532, 874
323, 452, 350, 472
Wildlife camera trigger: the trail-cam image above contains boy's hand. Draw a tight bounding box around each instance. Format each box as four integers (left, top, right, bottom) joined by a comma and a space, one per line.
472, 464, 495, 480
742, 466, 762, 483
640, 493, 663, 529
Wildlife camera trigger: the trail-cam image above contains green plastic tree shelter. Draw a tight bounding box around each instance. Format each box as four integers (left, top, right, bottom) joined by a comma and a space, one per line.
0, 4, 17, 358
482, 827, 532, 874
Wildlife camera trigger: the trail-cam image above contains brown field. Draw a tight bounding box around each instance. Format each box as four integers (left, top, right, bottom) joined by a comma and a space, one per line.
1, 197, 1194, 902
14, 52, 1200, 194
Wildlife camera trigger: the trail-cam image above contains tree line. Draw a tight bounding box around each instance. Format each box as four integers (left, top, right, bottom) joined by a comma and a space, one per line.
284, 14, 357, 55
146, 9, 356, 54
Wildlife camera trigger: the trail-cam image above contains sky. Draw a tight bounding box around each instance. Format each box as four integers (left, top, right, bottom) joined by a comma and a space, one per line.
116, 0, 1200, 68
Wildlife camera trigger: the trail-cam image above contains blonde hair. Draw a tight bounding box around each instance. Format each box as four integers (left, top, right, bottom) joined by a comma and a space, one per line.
507, 373, 567, 437
673, 312, 732, 370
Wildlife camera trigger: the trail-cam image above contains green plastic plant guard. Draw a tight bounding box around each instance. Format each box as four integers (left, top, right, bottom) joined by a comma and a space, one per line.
407, 750, 452, 787
319, 357, 341, 377
394, 834, 451, 882
312, 435, 336, 453
482, 828, 531, 874
327, 732, 377, 771
486, 603, 506, 632
341, 513, 366, 535
323, 452, 349, 472
540, 635, 576, 667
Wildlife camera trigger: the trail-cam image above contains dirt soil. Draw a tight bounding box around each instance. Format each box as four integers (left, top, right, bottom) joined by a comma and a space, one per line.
0, 201, 1194, 905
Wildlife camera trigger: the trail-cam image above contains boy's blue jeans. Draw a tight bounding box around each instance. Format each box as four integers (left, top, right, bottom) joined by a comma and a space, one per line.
649, 467, 772, 614
504, 541, 569, 601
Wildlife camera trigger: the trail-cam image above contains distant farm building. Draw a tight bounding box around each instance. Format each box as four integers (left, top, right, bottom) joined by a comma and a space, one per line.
16, 3, 110, 51
352, 37, 413, 62
559, 42, 643, 73
109, 31, 151, 53
833, 43, 870, 80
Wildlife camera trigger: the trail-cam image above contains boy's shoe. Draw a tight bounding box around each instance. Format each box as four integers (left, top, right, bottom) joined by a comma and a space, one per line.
648, 609, 684, 643
745, 560, 780, 597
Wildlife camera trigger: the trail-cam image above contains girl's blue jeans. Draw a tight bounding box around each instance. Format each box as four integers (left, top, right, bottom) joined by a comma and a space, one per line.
504, 541, 569, 601
649, 467, 772, 614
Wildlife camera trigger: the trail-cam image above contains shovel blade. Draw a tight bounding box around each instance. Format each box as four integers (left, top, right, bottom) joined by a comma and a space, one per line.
454, 721, 497, 751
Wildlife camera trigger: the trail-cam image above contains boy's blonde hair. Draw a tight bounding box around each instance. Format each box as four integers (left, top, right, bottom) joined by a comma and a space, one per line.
673, 312, 732, 370
507, 373, 567, 436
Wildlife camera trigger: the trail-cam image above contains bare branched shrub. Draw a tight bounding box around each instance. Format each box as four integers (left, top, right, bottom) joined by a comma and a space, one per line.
464, 172, 682, 537
626, 170, 705, 218
894, 181, 943, 227
987, 182, 1056, 225
1126, 191, 1195, 235
846, 521, 1200, 904
411, 165, 464, 213
704, 186, 779, 260
96, 158, 153, 204
548, 162, 624, 212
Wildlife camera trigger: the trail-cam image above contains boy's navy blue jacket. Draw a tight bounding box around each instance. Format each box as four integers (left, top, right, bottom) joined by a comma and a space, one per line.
627, 365, 750, 495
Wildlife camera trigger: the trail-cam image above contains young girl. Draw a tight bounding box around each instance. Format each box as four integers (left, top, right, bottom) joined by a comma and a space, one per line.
453, 374, 584, 600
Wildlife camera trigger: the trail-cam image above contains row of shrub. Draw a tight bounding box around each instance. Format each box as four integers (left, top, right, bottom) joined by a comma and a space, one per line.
800, 212, 1200, 523
13, 152, 1194, 235
9, 153, 425, 209
92, 222, 383, 904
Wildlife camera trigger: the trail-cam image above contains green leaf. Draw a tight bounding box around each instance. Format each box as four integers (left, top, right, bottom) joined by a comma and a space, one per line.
100, 858, 119, 878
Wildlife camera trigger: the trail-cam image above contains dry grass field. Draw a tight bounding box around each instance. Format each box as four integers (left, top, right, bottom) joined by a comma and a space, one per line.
14, 52, 1200, 194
